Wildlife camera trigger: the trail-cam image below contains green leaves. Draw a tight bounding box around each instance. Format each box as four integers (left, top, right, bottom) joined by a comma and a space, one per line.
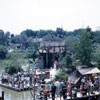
56, 71, 68, 81
76, 30, 93, 66
0, 46, 8, 59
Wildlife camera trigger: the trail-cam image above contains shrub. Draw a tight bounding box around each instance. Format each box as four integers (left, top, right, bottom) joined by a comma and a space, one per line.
55, 71, 68, 82
5, 66, 23, 75
0, 46, 8, 59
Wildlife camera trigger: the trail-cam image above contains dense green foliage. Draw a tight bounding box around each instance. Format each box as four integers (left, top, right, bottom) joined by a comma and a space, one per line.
0, 27, 100, 74
75, 29, 93, 66
92, 48, 100, 68
2, 50, 38, 74
55, 71, 68, 81
5, 65, 23, 75
0, 46, 8, 59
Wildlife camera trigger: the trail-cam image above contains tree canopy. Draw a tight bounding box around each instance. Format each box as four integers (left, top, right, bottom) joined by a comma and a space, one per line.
0, 27, 100, 73
75, 29, 93, 67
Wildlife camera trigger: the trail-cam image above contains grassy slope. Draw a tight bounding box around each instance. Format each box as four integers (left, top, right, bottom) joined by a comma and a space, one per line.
0, 50, 33, 70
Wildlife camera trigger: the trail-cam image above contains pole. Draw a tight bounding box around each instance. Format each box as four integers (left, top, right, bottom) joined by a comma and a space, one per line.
98, 74, 100, 100
2, 91, 4, 100
88, 82, 91, 100
33, 64, 36, 100
33, 81, 35, 100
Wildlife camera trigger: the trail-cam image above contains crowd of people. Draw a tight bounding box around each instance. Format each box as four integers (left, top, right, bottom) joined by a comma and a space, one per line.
1, 70, 41, 88
37, 80, 79, 100
37, 75, 100, 100
37, 80, 68, 100
1, 70, 100, 100
79, 75, 100, 96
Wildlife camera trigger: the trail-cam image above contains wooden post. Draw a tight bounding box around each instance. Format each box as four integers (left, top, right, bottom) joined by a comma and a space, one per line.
88, 82, 91, 100
98, 73, 100, 100
1, 91, 4, 100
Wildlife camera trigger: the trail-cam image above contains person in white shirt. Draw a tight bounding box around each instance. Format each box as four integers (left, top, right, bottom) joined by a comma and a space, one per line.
54, 80, 60, 97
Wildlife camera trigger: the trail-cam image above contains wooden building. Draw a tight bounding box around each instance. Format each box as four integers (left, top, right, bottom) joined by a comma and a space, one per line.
39, 41, 66, 69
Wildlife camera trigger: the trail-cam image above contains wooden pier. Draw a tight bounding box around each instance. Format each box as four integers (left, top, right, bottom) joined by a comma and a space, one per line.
67, 94, 100, 100
0, 84, 35, 92
47, 92, 100, 100
0, 83, 100, 100
35, 91, 100, 100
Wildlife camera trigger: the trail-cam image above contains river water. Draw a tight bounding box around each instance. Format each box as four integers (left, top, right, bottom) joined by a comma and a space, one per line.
0, 86, 33, 100
0, 68, 55, 100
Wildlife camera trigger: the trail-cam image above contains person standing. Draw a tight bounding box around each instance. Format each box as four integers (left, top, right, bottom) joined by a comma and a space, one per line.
67, 83, 71, 96
29, 69, 33, 86
51, 83, 56, 100
72, 87, 77, 98
38, 83, 43, 94
54, 61, 58, 69
54, 80, 60, 97
62, 82, 67, 100
46, 83, 51, 97
46, 83, 51, 90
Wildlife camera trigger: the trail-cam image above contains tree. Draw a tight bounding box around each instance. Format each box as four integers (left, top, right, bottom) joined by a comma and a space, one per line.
0, 30, 5, 45
65, 36, 79, 55
59, 54, 75, 71
92, 48, 100, 68
93, 31, 100, 43
76, 30, 93, 66
65, 55, 72, 67
5, 32, 10, 45
0, 46, 8, 59
21, 29, 37, 38
5, 65, 23, 75
43, 34, 62, 41
56, 28, 66, 38
56, 71, 68, 81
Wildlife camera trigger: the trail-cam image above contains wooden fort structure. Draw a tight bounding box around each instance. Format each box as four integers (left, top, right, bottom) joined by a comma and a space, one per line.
38, 40, 66, 69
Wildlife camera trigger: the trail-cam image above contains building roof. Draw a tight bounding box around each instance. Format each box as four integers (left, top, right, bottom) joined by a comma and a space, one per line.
68, 67, 100, 84
40, 41, 65, 48
78, 67, 100, 75
68, 70, 81, 84
39, 40, 66, 53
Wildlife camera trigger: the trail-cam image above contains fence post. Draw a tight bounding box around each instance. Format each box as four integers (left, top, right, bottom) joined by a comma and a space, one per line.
88, 85, 91, 100
2, 91, 4, 100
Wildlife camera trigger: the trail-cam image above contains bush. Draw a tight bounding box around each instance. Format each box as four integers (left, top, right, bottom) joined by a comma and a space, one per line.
5, 66, 23, 75
4, 58, 23, 75
0, 46, 8, 59
55, 71, 68, 82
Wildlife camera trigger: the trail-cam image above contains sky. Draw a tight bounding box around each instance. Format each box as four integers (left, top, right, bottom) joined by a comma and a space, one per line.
0, 0, 100, 34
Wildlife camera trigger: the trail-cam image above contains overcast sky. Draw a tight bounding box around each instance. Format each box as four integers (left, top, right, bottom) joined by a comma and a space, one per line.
0, 0, 100, 34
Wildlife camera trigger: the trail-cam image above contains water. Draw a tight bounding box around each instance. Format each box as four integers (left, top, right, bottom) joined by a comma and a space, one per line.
0, 87, 33, 100
0, 68, 57, 100
0, 68, 33, 100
